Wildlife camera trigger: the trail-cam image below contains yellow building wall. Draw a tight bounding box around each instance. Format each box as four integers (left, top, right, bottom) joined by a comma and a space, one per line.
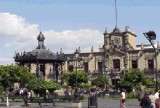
30, 63, 37, 74
127, 33, 136, 49
88, 56, 97, 73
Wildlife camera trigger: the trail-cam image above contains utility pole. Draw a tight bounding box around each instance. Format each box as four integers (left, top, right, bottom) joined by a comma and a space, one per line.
114, 0, 118, 27
143, 31, 158, 91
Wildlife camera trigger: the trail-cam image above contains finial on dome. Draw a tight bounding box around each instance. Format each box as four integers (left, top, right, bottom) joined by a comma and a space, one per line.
78, 46, 81, 53
125, 26, 130, 32
105, 27, 107, 33
91, 46, 94, 52
60, 48, 63, 54
104, 27, 108, 35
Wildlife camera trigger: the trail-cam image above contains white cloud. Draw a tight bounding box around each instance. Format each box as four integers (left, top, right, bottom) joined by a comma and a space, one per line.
0, 57, 14, 65
0, 12, 103, 64
44, 29, 103, 53
0, 12, 39, 40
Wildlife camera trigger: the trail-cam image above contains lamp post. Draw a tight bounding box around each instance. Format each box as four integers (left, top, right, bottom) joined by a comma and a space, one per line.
74, 49, 79, 89
73, 49, 81, 104
6, 76, 10, 107
143, 31, 158, 91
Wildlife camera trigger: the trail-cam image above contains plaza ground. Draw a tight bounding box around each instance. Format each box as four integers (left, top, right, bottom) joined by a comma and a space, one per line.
0, 97, 139, 108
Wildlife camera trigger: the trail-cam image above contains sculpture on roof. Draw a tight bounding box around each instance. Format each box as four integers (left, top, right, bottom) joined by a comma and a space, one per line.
37, 32, 46, 49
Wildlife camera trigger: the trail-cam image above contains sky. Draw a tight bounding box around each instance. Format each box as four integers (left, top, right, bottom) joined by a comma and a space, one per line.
0, 0, 160, 64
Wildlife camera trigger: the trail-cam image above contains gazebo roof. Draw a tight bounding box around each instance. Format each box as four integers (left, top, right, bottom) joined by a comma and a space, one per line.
14, 32, 65, 63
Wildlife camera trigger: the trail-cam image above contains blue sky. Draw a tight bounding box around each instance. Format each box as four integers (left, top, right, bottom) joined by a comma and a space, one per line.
1, 0, 160, 30
0, 0, 160, 64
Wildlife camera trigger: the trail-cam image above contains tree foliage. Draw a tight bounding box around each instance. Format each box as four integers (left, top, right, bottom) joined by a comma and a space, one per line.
80, 83, 92, 89
27, 78, 61, 93
0, 65, 35, 89
92, 74, 108, 88
0, 65, 61, 92
120, 69, 154, 92
64, 70, 88, 88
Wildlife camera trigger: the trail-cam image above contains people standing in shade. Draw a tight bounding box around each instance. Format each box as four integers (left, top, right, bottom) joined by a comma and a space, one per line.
155, 93, 160, 108
88, 88, 97, 108
140, 93, 152, 108
137, 89, 145, 104
120, 89, 126, 108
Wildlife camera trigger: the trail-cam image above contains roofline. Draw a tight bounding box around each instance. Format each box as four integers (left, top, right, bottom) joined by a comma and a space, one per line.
104, 31, 137, 37
128, 48, 160, 53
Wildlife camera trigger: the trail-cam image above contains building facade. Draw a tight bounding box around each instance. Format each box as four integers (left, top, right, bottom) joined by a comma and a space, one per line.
63, 26, 160, 86
14, 27, 160, 86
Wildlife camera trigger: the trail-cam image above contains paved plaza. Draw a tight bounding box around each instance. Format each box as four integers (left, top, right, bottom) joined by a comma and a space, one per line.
0, 97, 139, 108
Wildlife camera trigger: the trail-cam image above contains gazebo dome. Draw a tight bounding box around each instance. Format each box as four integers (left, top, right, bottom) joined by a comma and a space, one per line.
14, 32, 65, 63
29, 49, 57, 60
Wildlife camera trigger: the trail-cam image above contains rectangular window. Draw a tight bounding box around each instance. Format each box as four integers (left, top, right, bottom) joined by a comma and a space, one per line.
68, 65, 74, 72
98, 62, 103, 73
132, 60, 138, 69
113, 59, 120, 70
148, 59, 154, 69
84, 62, 88, 73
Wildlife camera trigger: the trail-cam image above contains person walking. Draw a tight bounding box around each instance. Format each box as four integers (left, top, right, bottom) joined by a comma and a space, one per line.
155, 93, 160, 108
155, 91, 159, 99
149, 91, 156, 108
120, 89, 126, 108
88, 88, 97, 108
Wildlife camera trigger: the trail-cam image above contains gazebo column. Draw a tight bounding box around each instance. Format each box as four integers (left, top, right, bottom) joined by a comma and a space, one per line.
36, 62, 39, 77
60, 63, 63, 85
54, 63, 59, 82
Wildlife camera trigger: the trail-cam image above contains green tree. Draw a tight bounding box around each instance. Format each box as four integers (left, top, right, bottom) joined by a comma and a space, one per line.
27, 78, 61, 95
64, 70, 88, 88
120, 69, 154, 92
0, 64, 61, 97
42, 80, 61, 92
0, 65, 36, 89
80, 83, 92, 89
92, 74, 109, 88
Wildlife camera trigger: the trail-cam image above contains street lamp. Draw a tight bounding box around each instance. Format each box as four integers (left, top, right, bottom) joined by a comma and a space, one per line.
6, 76, 10, 107
74, 49, 79, 89
73, 49, 80, 102
143, 31, 158, 91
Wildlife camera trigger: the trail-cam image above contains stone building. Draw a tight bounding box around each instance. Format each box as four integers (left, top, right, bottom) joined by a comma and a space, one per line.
14, 32, 65, 81
14, 27, 160, 86
63, 26, 160, 86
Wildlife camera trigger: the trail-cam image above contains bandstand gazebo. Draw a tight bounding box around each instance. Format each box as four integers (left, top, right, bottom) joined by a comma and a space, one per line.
14, 32, 65, 82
